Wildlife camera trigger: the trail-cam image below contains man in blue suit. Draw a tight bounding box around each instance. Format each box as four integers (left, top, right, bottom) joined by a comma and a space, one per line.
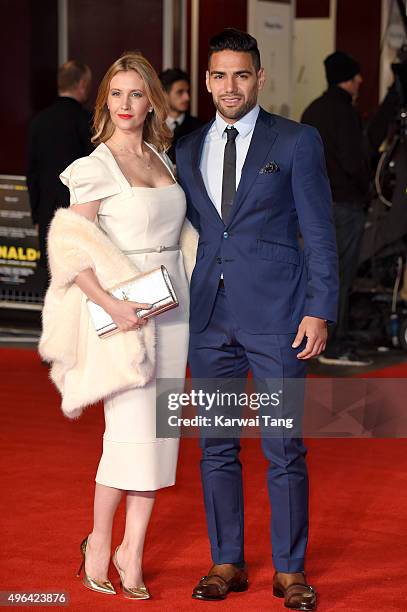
176, 29, 338, 610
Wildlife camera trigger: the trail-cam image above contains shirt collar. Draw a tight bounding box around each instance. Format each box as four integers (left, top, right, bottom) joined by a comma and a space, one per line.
215, 104, 260, 139
166, 113, 185, 130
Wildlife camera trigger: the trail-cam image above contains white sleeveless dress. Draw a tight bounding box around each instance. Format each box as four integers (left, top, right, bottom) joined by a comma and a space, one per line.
60, 142, 189, 490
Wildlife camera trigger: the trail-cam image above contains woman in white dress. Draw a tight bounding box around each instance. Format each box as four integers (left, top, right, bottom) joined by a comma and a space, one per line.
59, 53, 190, 599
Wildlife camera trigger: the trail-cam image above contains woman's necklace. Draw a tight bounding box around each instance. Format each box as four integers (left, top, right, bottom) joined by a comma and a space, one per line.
109, 140, 152, 170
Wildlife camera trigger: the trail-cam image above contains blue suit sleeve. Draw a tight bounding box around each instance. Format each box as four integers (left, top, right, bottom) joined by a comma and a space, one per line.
175, 140, 201, 232
291, 126, 339, 323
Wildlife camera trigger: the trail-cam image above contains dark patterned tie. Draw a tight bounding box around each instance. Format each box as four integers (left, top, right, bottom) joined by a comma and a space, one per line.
221, 126, 239, 223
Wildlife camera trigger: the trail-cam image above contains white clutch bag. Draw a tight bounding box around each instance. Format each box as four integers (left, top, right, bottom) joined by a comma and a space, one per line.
87, 265, 178, 338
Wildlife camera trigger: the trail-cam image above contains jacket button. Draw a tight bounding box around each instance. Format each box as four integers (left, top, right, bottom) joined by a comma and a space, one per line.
216, 257, 222, 264
223, 231, 229, 239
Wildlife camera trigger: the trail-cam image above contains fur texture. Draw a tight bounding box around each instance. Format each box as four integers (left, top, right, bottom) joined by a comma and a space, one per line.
39, 208, 198, 418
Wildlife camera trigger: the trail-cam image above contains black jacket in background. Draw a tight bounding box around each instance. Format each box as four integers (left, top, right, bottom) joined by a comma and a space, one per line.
168, 113, 203, 163
301, 85, 399, 205
27, 96, 93, 260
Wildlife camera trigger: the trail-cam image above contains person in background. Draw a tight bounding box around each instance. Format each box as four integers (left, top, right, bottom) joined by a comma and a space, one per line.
27, 60, 93, 275
159, 68, 203, 163
301, 51, 399, 366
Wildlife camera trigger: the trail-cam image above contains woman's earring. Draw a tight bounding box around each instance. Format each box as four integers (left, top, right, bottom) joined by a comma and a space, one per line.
149, 107, 153, 113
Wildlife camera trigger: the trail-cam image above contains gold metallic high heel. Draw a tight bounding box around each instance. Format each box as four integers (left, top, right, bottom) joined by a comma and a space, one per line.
112, 546, 151, 600
76, 536, 116, 595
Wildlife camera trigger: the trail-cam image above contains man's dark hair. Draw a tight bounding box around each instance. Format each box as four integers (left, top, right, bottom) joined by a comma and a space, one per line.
159, 68, 190, 92
58, 60, 90, 91
208, 28, 261, 72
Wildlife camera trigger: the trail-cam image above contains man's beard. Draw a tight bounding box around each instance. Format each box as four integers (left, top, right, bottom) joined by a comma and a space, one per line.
214, 95, 257, 121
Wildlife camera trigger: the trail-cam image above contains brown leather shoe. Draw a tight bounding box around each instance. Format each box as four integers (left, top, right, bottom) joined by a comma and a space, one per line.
192, 563, 248, 601
273, 572, 317, 610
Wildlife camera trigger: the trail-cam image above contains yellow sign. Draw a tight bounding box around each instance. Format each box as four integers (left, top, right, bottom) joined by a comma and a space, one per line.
0, 245, 40, 261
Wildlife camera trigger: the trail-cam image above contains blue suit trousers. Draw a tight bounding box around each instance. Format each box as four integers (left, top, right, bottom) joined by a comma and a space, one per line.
188, 284, 309, 573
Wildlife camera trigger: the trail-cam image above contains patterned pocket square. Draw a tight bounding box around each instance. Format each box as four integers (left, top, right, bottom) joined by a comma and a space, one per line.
259, 161, 280, 175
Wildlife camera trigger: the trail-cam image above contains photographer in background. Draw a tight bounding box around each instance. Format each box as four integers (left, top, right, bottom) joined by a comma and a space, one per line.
302, 51, 399, 366
159, 68, 203, 163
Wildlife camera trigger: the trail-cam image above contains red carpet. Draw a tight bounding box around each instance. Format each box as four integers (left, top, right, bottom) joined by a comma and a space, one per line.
1, 348, 407, 611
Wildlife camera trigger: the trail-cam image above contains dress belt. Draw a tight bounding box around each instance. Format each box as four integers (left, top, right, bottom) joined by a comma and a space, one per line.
123, 244, 180, 255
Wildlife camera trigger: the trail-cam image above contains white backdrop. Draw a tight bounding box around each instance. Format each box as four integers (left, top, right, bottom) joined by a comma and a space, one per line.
248, 0, 337, 120
248, 0, 295, 117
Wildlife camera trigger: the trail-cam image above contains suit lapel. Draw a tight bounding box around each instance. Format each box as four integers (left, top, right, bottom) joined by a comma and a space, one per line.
190, 120, 224, 226
228, 109, 278, 225
188, 109, 278, 227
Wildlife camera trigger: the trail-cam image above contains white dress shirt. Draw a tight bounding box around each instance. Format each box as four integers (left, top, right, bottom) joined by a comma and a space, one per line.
200, 104, 260, 218
166, 113, 185, 131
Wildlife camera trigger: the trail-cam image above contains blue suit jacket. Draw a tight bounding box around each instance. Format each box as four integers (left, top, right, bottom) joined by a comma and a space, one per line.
176, 108, 338, 334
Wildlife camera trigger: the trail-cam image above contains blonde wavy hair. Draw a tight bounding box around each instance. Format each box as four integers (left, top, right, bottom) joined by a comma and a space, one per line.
92, 52, 171, 152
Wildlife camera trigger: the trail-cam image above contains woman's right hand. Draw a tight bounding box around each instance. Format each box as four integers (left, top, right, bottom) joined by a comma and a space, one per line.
105, 297, 153, 331
73, 265, 152, 332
